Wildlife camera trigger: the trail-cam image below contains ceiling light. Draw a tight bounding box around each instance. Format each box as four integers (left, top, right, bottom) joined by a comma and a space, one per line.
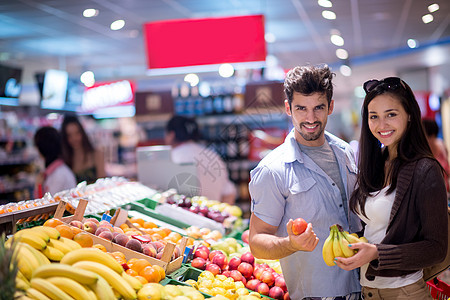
330, 35, 344, 46
110, 20, 125, 30
336, 48, 348, 59
428, 4, 439, 13
407, 39, 418, 48
219, 64, 234, 78
318, 0, 332, 8
322, 10, 336, 20
339, 65, 352, 77
265, 32, 276, 43
422, 14, 434, 24
80, 71, 95, 87
83, 9, 98, 18
184, 73, 199, 87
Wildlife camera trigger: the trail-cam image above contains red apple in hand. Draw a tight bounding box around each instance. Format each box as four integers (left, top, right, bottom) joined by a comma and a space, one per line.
292, 217, 307, 235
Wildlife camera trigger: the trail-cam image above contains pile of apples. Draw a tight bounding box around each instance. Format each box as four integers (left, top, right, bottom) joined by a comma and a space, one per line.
191, 246, 289, 300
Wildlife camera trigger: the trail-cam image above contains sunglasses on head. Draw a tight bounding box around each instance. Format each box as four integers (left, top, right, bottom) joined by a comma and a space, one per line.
363, 77, 406, 94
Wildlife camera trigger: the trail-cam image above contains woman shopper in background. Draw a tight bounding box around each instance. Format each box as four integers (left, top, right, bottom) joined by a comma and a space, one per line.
335, 77, 448, 299
60, 115, 106, 184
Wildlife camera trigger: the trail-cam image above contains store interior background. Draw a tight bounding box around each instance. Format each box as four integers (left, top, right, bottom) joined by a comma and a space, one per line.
0, 0, 449, 211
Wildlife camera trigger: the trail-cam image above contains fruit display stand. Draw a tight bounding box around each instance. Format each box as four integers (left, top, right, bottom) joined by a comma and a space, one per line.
54, 199, 187, 274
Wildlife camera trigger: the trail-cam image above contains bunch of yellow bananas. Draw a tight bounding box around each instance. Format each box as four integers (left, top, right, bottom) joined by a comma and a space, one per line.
15, 248, 142, 300
322, 224, 368, 266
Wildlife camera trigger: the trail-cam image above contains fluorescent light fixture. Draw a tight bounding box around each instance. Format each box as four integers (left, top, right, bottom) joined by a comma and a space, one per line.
111, 20, 125, 30
336, 48, 348, 59
339, 65, 352, 77
422, 14, 434, 24
146, 61, 266, 76
318, 0, 332, 8
331, 34, 344, 46
184, 73, 199, 87
322, 10, 336, 20
219, 63, 235, 78
265, 32, 276, 43
80, 71, 95, 87
428, 4, 439, 13
407, 39, 418, 48
83, 9, 98, 18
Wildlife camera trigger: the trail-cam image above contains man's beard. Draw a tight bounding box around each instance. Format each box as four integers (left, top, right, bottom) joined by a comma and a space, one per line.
298, 122, 324, 141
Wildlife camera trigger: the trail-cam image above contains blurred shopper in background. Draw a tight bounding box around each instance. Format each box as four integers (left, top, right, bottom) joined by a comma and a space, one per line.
422, 118, 449, 192
248, 64, 362, 300
34, 126, 76, 197
165, 115, 237, 204
336, 77, 447, 300
61, 115, 106, 184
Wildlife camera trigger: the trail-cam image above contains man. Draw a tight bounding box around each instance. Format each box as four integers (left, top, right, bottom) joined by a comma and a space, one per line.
165, 115, 237, 204
248, 65, 362, 300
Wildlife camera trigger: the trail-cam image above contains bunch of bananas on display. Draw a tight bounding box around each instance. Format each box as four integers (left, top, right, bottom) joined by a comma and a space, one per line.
322, 224, 368, 266
15, 248, 141, 300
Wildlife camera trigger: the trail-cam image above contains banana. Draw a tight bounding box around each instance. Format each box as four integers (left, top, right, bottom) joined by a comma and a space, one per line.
59, 237, 82, 251
332, 226, 344, 258
19, 242, 50, 266
17, 228, 50, 244
350, 233, 359, 238
359, 236, 369, 243
122, 271, 143, 291
17, 270, 30, 285
322, 227, 335, 266
47, 239, 72, 254
341, 231, 362, 244
337, 231, 356, 258
26, 287, 52, 300
32, 263, 98, 285
89, 274, 115, 300
73, 261, 137, 300
85, 288, 97, 300
13, 234, 47, 251
46, 276, 97, 300
30, 278, 73, 300
34, 226, 60, 240
61, 248, 124, 274
16, 244, 41, 279
16, 276, 30, 291
41, 246, 64, 261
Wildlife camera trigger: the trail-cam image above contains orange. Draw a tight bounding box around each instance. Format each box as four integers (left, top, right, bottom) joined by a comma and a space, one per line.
139, 266, 161, 283
111, 251, 126, 260
73, 232, 93, 248
43, 218, 64, 228
129, 258, 151, 274
151, 233, 163, 241
119, 223, 129, 230
152, 265, 165, 280
71, 226, 83, 236
127, 258, 138, 265
129, 217, 145, 227
55, 224, 74, 239
132, 223, 143, 228
113, 255, 126, 265
134, 275, 148, 285
143, 221, 157, 229
126, 269, 138, 276
92, 244, 107, 252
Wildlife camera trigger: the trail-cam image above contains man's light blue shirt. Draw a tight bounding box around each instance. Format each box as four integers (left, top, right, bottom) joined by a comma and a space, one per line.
249, 129, 361, 300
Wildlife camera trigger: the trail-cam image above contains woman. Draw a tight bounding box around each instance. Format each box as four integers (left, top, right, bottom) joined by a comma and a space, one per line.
335, 77, 448, 299
34, 126, 76, 197
60, 115, 106, 184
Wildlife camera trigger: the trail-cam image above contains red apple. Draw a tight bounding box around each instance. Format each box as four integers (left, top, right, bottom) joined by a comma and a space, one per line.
269, 286, 285, 299
240, 251, 255, 266
211, 253, 227, 270
241, 229, 249, 244
229, 270, 244, 282
292, 217, 307, 235
246, 279, 261, 291
253, 265, 264, 280
284, 291, 291, 300
228, 257, 241, 271
257, 282, 270, 296
196, 245, 210, 257
222, 270, 231, 277
275, 275, 287, 292
237, 262, 254, 279
191, 257, 207, 270
194, 249, 209, 260
83, 221, 98, 234
69, 220, 83, 230
260, 270, 275, 286
209, 250, 223, 262
205, 263, 221, 276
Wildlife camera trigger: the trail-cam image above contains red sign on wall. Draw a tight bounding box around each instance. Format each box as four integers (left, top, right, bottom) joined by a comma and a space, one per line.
81, 80, 135, 113
143, 15, 266, 69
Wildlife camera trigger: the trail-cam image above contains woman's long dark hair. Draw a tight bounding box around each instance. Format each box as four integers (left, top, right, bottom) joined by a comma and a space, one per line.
350, 79, 436, 218
60, 115, 95, 169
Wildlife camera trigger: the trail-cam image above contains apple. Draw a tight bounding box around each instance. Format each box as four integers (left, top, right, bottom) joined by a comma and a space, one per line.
189, 205, 200, 214
292, 217, 307, 235
69, 220, 83, 230
284, 291, 291, 300
260, 270, 275, 286
237, 262, 254, 279
269, 286, 285, 299
199, 206, 209, 215
257, 282, 270, 296
211, 253, 227, 270
240, 251, 255, 266
275, 276, 287, 292
83, 221, 98, 234
209, 250, 223, 262
222, 270, 231, 277
228, 257, 241, 271
197, 245, 210, 257
191, 257, 207, 270
205, 263, 221, 276
246, 279, 261, 291
241, 229, 249, 244
194, 249, 209, 260
229, 270, 244, 282
253, 265, 264, 280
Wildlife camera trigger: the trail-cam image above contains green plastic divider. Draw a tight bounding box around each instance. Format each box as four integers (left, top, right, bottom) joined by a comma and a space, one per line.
137, 198, 159, 210
122, 202, 190, 229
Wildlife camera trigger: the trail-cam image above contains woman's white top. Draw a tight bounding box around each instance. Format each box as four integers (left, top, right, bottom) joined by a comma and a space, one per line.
358, 185, 422, 288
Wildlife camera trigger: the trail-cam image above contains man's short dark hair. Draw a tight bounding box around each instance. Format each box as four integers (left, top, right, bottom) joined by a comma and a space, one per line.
284, 64, 335, 108
166, 116, 200, 142
34, 126, 62, 167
